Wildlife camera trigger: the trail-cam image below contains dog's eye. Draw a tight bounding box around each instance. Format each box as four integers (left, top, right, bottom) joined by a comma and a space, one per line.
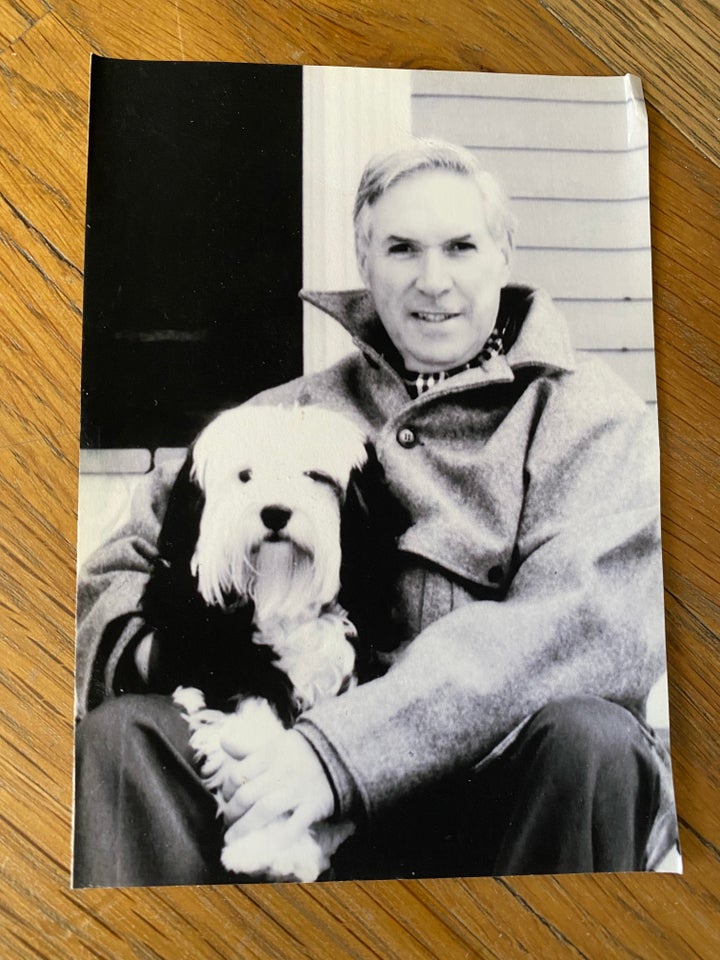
238, 469, 252, 483
304, 470, 330, 484
304, 470, 340, 493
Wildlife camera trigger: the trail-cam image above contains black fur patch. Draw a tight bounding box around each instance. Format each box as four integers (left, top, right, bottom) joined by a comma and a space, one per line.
141, 453, 297, 723
339, 444, 410, 677
138, 442, 406, 720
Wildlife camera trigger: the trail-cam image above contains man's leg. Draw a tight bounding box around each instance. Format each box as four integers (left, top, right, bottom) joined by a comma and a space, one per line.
74, 694, 230, 888
488, 696, 665, 875
333, 696, 667, 879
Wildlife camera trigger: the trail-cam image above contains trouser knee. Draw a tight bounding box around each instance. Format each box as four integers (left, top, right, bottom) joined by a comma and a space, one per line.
76, 693, 192, 765
523, 695, 653, 773
74, 694, 225, 887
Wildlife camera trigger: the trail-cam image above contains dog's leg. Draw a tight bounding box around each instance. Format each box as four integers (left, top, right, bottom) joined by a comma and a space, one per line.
173, 686, 247, 806
172, 685, 207, 715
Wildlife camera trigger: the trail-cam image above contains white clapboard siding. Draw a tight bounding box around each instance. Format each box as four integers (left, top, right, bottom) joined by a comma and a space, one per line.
467, 147, 649, 201
513, 248, 652, 300
411, 71, 655, 404
413, 98, 647, 152
412, 72, 645, 102
513, 198, 651, 249
561, 299, 655, 350
577, 350, 658, 402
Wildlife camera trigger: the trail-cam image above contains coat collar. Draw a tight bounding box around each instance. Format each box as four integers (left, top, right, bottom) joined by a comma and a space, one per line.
299, 285, 577, 381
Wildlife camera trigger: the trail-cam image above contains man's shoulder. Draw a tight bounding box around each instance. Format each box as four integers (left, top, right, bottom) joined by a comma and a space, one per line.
526, 353, 655, 460
562, 353, 648, 419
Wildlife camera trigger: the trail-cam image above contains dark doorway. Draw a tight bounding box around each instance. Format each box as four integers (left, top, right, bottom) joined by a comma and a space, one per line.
81, 58, 303, 450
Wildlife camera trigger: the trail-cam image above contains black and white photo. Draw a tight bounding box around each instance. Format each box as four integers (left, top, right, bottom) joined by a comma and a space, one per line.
73, 60, 680, 887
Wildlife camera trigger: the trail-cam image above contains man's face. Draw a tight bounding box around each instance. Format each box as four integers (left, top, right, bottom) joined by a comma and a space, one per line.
359, 169, 511, 373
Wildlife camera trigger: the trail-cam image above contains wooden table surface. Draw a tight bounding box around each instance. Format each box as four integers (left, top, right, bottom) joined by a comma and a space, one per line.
1, 1, 718, 957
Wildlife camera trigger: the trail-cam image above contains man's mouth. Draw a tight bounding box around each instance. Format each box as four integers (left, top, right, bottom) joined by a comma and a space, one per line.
411, 311, 460, 323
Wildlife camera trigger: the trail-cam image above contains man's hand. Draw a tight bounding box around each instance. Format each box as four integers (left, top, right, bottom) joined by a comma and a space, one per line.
220, 728, 335, 849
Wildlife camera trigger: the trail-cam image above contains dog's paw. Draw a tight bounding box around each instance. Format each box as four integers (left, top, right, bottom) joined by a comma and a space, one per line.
222, 818, 356, 883
172, 685, 207, 715
218, 697, 285, 755
221, 823, 323, 883
187, 716, 237, 797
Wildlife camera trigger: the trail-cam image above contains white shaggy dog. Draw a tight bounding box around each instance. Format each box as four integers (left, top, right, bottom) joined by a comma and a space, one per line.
164, 404, 368, 882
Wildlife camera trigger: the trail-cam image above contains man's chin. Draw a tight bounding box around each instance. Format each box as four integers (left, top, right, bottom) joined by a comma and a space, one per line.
402, 338, 476, 373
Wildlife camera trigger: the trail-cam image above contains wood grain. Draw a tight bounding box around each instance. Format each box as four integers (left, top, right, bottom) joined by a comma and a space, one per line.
539, 0, 720, 166
1, 1, 718, 957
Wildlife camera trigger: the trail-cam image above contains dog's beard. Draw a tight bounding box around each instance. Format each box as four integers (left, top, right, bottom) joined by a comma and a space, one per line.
249, 541, 321, 627
191, 506, 340, 627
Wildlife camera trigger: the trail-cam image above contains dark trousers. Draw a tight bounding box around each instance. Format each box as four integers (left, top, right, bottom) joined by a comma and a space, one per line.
73, 694, 666, 887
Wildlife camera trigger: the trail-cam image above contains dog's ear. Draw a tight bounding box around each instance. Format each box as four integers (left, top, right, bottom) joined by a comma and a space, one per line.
157, 452, 205, 565
339, 444, 410, 668
342, 443, 411, 542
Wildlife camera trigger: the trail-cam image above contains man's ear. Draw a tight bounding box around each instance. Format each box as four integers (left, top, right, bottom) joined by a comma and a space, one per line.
356, 247, 369, 287
355, 212, 371, 287
500, 256, 512, 288
500, 230, 514, 280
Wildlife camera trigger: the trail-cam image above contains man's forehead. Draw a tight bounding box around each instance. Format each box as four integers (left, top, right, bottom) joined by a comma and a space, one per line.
368, 170, 490, 241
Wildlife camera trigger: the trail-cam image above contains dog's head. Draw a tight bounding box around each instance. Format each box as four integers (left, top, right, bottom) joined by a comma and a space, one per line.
184, 405, 367, 624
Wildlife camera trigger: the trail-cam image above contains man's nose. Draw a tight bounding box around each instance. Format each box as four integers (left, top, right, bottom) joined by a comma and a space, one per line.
415, 249, 451, 296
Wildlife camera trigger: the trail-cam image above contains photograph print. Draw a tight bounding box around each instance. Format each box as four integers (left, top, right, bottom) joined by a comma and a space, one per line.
74, 59, 681, 887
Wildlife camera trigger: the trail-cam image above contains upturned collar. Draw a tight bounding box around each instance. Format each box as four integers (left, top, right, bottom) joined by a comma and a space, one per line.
299, 285, 577, 378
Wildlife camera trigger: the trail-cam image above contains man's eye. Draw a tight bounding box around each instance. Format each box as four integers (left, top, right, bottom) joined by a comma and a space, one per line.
238, 469, 252, 483
447, 240, 476, 253
387, 242, 416, 256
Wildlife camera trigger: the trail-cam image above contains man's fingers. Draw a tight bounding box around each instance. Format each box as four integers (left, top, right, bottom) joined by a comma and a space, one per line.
224, 800, 322, 864
224, 790, 297, 843
222, 772, 275, 823
215, 753, 268, 802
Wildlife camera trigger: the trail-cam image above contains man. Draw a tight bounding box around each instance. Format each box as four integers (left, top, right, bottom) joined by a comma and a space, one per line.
74, 140, 675, 886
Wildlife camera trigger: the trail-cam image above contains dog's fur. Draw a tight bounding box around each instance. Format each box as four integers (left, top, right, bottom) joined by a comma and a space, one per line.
139, 404, 402, 881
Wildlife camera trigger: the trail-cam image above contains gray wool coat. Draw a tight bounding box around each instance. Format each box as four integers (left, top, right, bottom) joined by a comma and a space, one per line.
75, 286, 668, 824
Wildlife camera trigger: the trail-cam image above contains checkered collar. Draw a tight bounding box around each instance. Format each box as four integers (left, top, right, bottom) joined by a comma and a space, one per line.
398, 324, 507, 398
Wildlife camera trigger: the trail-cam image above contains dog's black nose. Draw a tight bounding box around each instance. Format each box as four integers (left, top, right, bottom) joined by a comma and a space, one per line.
260, 505, 292, 532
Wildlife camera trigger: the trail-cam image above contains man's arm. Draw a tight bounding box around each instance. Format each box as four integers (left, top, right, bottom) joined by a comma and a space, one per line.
296, 366, 667, 821
75, 459, 181, 719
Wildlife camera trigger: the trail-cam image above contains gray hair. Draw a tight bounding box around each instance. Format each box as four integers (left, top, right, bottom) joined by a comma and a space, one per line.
353, 139, 515, 270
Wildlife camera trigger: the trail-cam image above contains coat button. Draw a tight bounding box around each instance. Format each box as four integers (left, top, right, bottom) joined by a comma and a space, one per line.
488, 565, 504, 583
396, 427, 417, 448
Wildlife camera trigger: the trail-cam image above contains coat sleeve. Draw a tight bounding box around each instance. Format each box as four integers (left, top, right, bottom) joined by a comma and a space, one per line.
298, 365, 667, 820
75, 460, 181, 719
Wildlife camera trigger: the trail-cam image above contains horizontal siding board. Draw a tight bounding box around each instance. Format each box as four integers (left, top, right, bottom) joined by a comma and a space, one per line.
412, 71, 634, 103
512, 197, 651, 248
577, 350, 657, 402
514, 248, 653, 300
408, 72, 656, 401
413, 97, 646, 151
467, 147, 648, 201
562, 299, 655, 350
